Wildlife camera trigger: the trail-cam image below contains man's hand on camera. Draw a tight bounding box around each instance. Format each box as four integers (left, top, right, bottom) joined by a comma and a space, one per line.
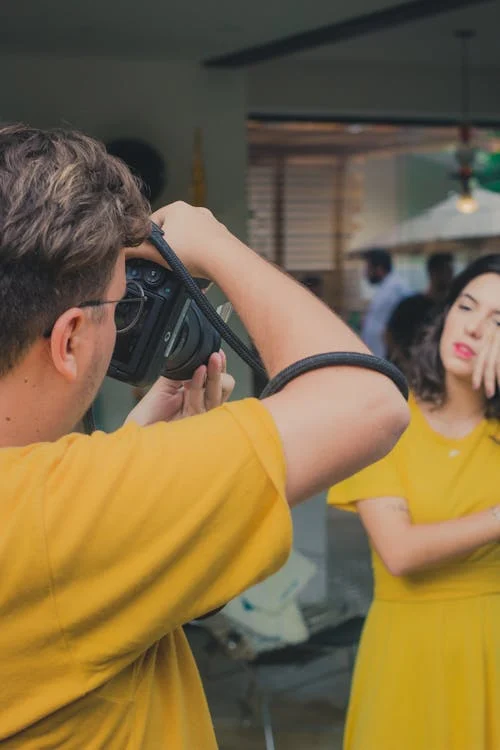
129, 202, 229, 278
125, 352, 235, 427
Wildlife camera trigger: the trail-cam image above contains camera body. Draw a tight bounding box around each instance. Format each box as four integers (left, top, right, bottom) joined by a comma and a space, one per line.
108, 259, 220, 387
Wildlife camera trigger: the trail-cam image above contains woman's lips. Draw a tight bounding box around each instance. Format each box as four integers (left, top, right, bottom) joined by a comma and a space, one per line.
453, 342, 475, 360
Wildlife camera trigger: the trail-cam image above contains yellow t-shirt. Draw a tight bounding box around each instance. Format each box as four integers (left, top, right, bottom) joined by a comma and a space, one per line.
328, 395, 500, 602
0, 399, 291, 749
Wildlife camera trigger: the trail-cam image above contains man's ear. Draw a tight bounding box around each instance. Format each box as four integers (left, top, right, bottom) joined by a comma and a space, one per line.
49, 308, 86, 383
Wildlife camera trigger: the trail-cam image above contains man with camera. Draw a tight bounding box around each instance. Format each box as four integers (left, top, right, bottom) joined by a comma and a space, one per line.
0, 124, 408, 748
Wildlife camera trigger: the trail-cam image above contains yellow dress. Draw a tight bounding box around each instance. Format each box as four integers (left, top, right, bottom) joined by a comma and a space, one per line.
328, 396, 500, 750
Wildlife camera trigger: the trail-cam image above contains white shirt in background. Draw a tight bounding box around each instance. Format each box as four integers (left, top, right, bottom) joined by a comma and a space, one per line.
361, 272, 410, 357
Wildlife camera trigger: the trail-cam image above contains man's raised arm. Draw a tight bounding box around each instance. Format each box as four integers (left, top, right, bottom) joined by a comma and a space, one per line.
133, 202, 410, 505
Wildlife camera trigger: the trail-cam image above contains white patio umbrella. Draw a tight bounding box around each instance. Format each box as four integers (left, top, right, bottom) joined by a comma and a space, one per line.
351, 187, 500, 254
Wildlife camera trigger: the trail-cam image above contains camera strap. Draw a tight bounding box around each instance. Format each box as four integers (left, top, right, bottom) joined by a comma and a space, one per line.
148, 223, 409, 401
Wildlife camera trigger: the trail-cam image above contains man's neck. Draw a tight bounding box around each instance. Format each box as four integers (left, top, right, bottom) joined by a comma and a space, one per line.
0, 349, 69, 448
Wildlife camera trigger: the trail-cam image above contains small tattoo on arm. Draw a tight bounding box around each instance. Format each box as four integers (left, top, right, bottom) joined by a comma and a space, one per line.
388, 500, 409, 514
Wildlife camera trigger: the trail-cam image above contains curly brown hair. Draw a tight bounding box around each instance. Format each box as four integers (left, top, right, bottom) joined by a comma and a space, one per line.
409, 253, 500, 421
0, 124, 151, 376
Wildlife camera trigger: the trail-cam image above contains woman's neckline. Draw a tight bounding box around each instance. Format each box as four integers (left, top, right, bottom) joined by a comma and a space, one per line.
412, 395, 486, 446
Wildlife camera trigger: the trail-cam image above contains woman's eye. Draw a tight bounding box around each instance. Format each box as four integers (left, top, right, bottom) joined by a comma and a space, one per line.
458, 304, 472, 311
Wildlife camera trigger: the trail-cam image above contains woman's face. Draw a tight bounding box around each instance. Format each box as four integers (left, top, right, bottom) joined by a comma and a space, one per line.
440, 272, 500, 381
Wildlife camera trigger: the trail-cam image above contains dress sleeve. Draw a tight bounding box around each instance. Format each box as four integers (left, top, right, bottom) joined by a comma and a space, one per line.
327, 442, 406, 512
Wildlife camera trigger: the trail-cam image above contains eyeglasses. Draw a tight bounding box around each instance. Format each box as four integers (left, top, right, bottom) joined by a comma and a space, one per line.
43, 280, 146, 338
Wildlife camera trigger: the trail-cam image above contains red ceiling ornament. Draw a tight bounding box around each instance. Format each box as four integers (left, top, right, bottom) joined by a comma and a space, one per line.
454, 29, 478, 214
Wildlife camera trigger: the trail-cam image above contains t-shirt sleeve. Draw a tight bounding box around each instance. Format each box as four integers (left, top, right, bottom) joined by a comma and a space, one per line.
327, 443, 405, 512
42, 399, 292, 673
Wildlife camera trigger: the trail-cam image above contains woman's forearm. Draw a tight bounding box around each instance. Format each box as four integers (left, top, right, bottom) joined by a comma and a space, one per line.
358, 498, 500, 576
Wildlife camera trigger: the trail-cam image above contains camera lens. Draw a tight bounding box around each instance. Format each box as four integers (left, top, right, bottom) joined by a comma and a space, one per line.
163, 303, 221, 380
144, 267, 165, 287
115, 281, 145, 334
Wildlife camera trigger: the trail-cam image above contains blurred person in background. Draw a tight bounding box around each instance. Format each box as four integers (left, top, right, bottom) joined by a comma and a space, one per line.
361, 248, 410, 357
329, 254, 500, 750
425, 251, 455, 305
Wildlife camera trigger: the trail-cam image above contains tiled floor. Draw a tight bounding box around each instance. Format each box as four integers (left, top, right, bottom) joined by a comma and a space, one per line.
188, 626, 349, 750
215, 698, 345, 749
216, 725, 343, 750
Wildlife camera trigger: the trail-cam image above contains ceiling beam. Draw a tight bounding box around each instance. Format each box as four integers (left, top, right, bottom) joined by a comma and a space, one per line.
204, 0, 493, 68
249, 112, 500, 128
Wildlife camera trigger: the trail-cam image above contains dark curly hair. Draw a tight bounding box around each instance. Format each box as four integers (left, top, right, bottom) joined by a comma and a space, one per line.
409, 253, 500, 421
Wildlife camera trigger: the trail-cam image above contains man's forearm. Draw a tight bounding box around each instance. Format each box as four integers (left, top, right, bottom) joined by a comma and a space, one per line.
196, 232, 367, 379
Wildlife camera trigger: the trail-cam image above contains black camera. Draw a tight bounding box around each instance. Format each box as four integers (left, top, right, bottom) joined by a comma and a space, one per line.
108, 259, 222, 387
105, 225, 409, 406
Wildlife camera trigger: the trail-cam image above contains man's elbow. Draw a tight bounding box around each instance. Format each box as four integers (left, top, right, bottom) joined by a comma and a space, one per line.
382, 395, 410, 451
366, 389, 410, 463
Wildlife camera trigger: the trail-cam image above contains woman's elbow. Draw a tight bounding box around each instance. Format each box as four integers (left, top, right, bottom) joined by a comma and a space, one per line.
382, 549, 414, 577
385, 557, 409, 577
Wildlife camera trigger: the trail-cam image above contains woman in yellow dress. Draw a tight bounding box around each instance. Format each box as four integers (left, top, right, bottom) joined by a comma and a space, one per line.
328, 254, 500, 750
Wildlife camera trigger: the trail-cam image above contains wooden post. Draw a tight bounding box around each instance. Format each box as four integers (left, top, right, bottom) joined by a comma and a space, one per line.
274, 155, 285, 267
191, 128, 207, 207
332, 158, 347, 313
